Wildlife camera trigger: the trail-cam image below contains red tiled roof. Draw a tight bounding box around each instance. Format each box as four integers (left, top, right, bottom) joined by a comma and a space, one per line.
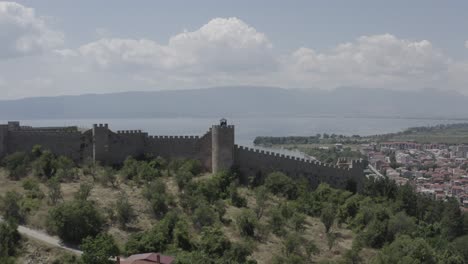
121, 253, 174, 264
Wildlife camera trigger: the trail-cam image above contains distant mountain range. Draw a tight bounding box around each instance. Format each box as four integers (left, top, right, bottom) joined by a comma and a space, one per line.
1, 86, 467, 119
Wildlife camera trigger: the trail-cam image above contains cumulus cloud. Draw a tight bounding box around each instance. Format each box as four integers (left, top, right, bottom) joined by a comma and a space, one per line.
74, 17, 276, 74
1, 2, 468, 98
285, 34, 449, 89
0, 1, 63, 59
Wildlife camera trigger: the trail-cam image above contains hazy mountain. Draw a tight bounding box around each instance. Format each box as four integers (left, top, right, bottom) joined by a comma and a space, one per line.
0, 86, 467, 119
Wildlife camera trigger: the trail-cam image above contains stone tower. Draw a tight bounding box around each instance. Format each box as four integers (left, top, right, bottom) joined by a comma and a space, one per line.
92, 124, 110, 164
211, 119, 235, 173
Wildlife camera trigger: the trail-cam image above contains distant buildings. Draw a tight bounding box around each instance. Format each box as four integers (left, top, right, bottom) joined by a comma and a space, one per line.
363, 141, 468, 211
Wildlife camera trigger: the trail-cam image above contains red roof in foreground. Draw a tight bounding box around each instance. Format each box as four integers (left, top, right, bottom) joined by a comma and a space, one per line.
120, 253, 174, 264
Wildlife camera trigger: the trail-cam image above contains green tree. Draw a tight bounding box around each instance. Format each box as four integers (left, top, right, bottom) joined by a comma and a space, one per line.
0, 191, 24, 224
254, 186, 269, 220
33, 150, 56, 178
97, 167, 118, 188
192, 203, 217, 229
173, 220, 192, 250
47, 176, 63, 205
236, 209, 258, 237
373, 235, 437, 264
326, 232, 337, 251
74, 182, 93, 201
320, 203, 336, 233
2, 151, 30, 180
81, 233, 119, 264
199, 227, 231, 258
0, 221, 21, 259
115, 191, 135, 228
451, 235, 468, 262
441, 198, 463, 241
47, 200, 104, 244
264, 172, 297, 199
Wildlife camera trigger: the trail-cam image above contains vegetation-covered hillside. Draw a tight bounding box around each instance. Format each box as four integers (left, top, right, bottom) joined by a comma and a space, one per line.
0, 145, 467, 263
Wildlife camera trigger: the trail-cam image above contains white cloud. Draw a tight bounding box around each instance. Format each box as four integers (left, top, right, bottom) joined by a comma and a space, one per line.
465, 40, 468, 49
74, 17, 276, 74
0, 1, 64, 59
1, 3, 468, 98
285, 34, 449, 89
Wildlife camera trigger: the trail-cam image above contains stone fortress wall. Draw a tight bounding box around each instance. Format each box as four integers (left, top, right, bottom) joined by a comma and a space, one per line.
0, 120, 367, 190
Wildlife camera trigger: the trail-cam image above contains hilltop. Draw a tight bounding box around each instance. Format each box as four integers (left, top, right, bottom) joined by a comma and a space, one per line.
0, 146, 467, 263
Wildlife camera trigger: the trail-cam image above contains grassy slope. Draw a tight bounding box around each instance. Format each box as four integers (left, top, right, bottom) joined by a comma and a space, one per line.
0, 169, 377, 263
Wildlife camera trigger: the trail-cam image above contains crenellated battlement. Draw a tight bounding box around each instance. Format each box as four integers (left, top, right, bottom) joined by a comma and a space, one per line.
147, 135, 200, 140
234, 145, 352, 172
93, 123, 109, 129
117, 130, 144, 134
0, 120, 365, 191
9, 130, 82, 135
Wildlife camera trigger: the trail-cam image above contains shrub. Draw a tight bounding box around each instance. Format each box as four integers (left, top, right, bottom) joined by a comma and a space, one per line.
179, 159, 202, 175
269, 207, 286, 236
98, 167, 118, 188
2, 152, 30, 180
229, 184, 247, 208
120, 157, 139, 181
81, 233, 120, 264
236, 209, 258, 237
47, 176, 63, 205
74, 182, 93, 201
32, 150, 56, 179
47, 200, 104, 244
0, 191, 25, 224
175, 170, 193, 190
173, 220, 192, 250
320, 203, 336, 233
199, 227, 231, 258
264, 172, 297, 199
192, 203, 217, 229
0, 221, 21, 258
115, 191, 135, 228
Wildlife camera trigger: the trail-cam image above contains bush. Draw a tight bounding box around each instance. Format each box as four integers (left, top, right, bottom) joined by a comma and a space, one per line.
74, 182, 93, 201
374, 235, 437, 264
47, 176, 63, 205
115, 191, 135, 228
125, 211, 179, 255
32, 150, 56, 179
229, 184, 247, 208
320, 203, 336, 233
0, 191, 25, 224
0, 221, 21, 258
192, 202, 218, 229
264, 172, 297, 199
120, 157, 139, 181
97, 167, 118, 188
179, 159, 203, 175
199, 227, 231, 258
175, 169, 193, 190
2, 152, 30, 180
269, 207, 286, 236
173, 220, 192, 250
81, 233, 120, 264
236, 209, 258, 237
47, 200, 104, 244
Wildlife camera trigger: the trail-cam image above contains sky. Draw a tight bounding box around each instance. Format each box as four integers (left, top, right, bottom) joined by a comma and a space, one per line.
1, 0, 468, 99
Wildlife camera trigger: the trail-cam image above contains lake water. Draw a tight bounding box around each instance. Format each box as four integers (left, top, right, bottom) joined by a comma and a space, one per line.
3, 117, 466, 146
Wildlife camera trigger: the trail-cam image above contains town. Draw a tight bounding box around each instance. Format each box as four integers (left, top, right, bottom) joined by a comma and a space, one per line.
363, 141, 468, 211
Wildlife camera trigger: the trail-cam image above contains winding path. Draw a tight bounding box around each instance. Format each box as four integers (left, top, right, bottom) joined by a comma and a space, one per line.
0, 216, 83, 255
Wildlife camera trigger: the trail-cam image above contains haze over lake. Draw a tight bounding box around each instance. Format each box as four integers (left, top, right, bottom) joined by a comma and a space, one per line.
3, 117, 465, 146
